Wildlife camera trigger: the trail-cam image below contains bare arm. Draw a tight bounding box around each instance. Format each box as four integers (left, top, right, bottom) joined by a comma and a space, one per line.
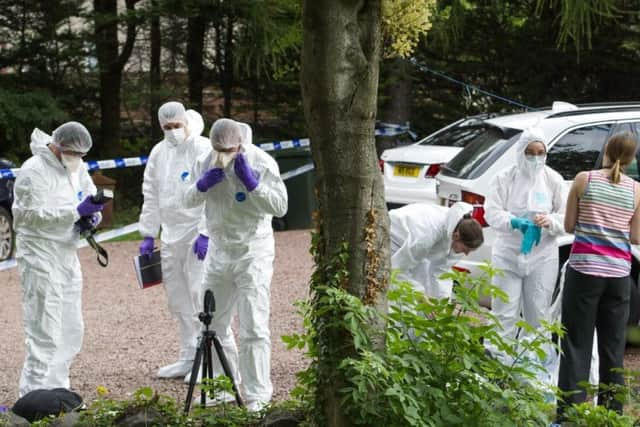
564, 171, 588, 233
630, 182, 640, 245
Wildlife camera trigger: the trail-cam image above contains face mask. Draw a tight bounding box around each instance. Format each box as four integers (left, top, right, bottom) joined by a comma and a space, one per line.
212, 150, 237, 168
61, 153, 82, 173
165, 128, 186, 146
524, 154, 546, 173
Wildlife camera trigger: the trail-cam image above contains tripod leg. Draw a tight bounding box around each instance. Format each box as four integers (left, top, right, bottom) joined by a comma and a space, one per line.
211, 333, 244, 406
183, 336, 205, 414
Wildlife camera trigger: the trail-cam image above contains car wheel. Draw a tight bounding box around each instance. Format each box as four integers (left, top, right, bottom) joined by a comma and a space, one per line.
0, 206, 14, 261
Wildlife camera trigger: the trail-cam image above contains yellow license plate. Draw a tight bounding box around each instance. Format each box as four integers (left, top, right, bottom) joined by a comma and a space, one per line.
394, 166, 420, 177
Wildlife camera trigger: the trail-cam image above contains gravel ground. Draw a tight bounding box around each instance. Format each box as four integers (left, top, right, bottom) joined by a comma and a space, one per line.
0, 229, 313, 407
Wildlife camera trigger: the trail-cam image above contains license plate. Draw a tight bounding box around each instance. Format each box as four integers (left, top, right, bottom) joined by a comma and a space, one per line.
394, 165, 420, 177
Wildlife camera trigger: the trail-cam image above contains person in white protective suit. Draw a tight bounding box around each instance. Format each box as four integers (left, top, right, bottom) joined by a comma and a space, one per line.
183, 118, 287, 412
484, 127, 567, 378
14, 122, 105, 397
138, 101, 212, 379
389, 202, 484, 299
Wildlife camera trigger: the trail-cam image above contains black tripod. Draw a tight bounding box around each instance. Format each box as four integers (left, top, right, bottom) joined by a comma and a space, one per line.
183, 290, 243, 413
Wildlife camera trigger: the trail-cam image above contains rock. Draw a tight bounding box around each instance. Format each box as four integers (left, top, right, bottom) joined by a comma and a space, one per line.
261, 408, 305, 427
114, 407, 164, 427
0, 411, 30, 427
49, 411, 82, 427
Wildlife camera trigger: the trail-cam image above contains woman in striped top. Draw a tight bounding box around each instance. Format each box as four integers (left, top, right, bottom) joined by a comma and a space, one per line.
557, 132, 640, 420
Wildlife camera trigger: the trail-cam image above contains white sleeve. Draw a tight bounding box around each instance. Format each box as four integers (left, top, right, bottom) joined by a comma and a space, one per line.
484, 172, 514, 232
248, 164, 288, 217
547, 172, 567, 236
138, 148, 161, 238
183, 155, 209, 209
13, 167, 80, 228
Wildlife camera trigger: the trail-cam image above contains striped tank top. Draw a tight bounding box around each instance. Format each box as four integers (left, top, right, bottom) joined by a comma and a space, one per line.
569, 169, 636, 277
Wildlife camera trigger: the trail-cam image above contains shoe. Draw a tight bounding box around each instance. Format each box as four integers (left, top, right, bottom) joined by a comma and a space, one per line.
245, 400, 268, 412
157, 360, 193, 378
183, 369, 202, 384
204, 391, 236, 407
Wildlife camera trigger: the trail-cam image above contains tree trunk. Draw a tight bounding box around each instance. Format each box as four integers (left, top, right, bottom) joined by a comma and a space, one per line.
301, 1, 388, 426
93, 0, 140, 155
381, 57, 411, 124
150, 0, 162, 141
222, 14, 234, 117
187, 13, 206, 111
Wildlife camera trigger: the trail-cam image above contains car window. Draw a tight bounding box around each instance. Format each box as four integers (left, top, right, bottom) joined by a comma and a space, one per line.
440, 125, 521, 179
419, 123, 488, 148
546, 124, 613, 180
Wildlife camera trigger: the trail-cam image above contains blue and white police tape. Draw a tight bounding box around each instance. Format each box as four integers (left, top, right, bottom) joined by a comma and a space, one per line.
257, 125, 416, 152
0, 222, 142, 272
0, 155, 149, 179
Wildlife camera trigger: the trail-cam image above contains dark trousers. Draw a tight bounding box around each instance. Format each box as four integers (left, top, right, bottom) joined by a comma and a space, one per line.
557, 266, 630, 420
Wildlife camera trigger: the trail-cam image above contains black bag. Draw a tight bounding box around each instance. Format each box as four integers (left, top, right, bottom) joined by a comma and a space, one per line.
12, 388, 83, 422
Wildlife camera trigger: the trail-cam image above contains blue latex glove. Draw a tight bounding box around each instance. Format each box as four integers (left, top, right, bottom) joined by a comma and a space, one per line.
196, 168, 225, 192
139, 236, 155, 258
521, 224, 542, 255
234, 152, 259, 192
77, 195, 104, 217
193, 234, 209, 261
510, 217, 530, 233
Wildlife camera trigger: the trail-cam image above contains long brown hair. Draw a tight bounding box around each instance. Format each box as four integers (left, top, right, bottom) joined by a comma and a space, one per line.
605, 132, 637, 184
454, 215, 484, 249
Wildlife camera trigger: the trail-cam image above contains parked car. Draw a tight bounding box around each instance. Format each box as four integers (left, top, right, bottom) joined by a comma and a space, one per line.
0, 158, 16, 261
381, 114, 499, 208
435, 101, 640, 322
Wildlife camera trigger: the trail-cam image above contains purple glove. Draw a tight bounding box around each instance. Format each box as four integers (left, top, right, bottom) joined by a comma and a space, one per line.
192, 234, 209, 260
139, 236, 155, 258
196, 168, 225, 192
77, 195, 104, 217
234, 152, 259, 192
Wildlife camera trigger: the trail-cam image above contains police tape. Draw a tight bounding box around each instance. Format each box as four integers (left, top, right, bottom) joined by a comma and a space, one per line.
0, 123, 412, 178
0, 163, 315, 271
257, 125, 415, 152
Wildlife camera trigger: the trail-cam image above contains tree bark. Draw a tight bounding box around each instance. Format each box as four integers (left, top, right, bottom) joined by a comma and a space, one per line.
186, 12, 206, 111
150, 0, 162, 141
301, 1, 388, 426
93, 0, 140, 155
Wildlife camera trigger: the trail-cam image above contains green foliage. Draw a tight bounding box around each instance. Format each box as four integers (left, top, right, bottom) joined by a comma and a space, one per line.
535, 0, 620, 52
382, 0, 437, 58
563, 402, 635, 426
285, 258, 559, 426
0, 85, 68, 163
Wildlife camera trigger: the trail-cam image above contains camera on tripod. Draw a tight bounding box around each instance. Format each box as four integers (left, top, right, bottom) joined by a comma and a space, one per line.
184, 289, 243, 413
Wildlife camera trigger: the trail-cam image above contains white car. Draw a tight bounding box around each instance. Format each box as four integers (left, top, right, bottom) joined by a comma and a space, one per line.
435, 101, 640, 321
381, 115, 497, 207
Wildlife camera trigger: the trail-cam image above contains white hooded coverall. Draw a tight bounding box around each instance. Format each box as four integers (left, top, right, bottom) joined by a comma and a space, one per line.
484, 129, 566, 373
14, 128, 97, 397
390, 202, 474, 299
139, 110, 211, 371
183, 123, 288, 405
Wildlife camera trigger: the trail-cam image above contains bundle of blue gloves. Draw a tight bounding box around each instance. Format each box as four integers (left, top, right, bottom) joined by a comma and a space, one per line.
510, 217, 542, 255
